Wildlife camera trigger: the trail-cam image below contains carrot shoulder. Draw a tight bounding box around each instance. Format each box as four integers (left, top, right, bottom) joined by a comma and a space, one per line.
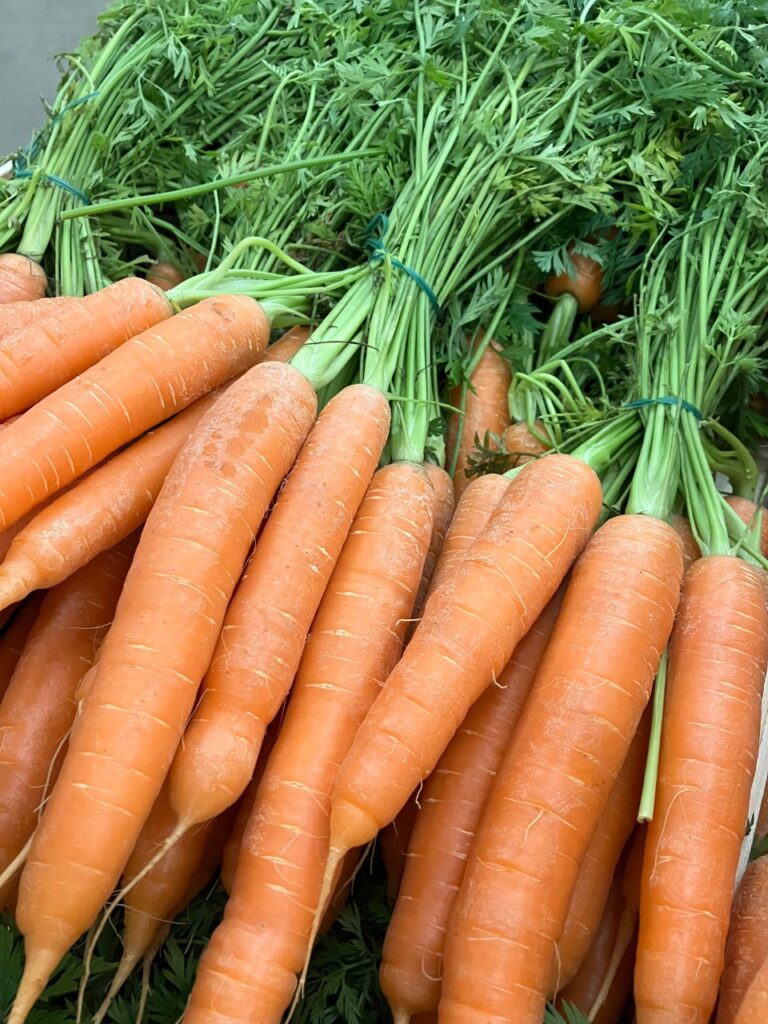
439, 514, 683, 1024
0, 293, 269, 531
0, 255, 46, 303
0, 277, 172, 418
10, 361, 316, 1023
0, 296, 75, 339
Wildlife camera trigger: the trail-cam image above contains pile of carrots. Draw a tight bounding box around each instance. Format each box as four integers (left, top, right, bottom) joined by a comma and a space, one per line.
0, 239, 766, 1024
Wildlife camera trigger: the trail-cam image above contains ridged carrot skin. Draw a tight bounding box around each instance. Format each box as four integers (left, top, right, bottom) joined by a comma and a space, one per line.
0, 596, 42, 702
446, 342, 511, 498
183, 462, 435, 1024
381, 591, 563, 1022
635, 557, 768, 1024
0, 293, 269, 532
718, 856, 768, 1023
329, 454, 602, 859
0, 540, 135, 910
0, 395, 217, 612
0, 255, 46, 303
440, 514, 683, 1024
168, 384, 390, 829
553, 712, 649, 991
0, 297, 75, 338
0, 277, 172, 418
10, 362, 317, 1023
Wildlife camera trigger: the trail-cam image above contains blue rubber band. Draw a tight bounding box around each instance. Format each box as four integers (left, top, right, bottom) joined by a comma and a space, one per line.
364, 213, 445, 323
12, 169, 91, 206
624, 396, 704, 420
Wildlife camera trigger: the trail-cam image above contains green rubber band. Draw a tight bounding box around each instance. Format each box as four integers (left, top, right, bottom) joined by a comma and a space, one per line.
364, 213, 445, 322
624, 396, 704, 420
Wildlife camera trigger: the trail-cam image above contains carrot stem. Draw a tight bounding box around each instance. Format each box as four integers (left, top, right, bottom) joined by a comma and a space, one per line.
638, 649, 669, 823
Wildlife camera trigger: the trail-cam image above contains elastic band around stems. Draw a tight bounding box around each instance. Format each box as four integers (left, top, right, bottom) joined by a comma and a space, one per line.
364, 213, 445, 322
623, 396, 704, 420
12, 168, 91, 205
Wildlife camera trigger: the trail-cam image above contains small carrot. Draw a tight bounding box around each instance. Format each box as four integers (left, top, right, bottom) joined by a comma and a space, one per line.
146, 261, 185, 291
261, 324, 310, 363
671, 515, 701, 571
0, 276, 172, 418
327, 455, 601, 870
0, 293, 269, 531
553, 711, 650, 991
0, 596, 42, 702
0, 540, 135, 911
635, 556, 768, 1024
726, 495, 768, 555
10, 361, 317, 1023
502, 420, 550, 467
440, 514, 683, 1024
0, 255, 46, 303
544, 249, 603, 313
183, 461, 435, 1024
381, 591, 563, 1023
168, 384, 390, 830
446, 339, 511, 498
718, 856, 768, 1024
0, 297, 75, 338
0, 395, 217, 611
407, 463, 454, 639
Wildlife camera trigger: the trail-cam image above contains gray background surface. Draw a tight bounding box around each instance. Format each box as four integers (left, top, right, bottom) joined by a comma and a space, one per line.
0, 0, 104, 158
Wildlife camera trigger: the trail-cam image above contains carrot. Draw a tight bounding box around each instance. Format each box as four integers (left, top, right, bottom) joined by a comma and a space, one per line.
718, 856, 768, 1023
0, 293, 269, 531
544, 249, 603, 313
502, 420, 550, 466
0, 394, 217, 611
671, 514, 701, 571
0, 254, 46, 303
381, 590, 563, 1022
327, 454, 602, 872
0, 297, 75, 338
380, 798, 419, 904
446, 340, 511, 498
407, 463, 454, 639
0, 277, 173, 419
182, 461, 436, 1024
0, 596, 42, 702
146, 261, 185, 291
167, 384, 390, 830
9, 361, 316, 1022
725, 495, 768, 555
635, 556, 768, 1024
553, 711, 650, 991
733, 955, 768, 1023
0, 540, 135, 911
439, 513, 683, 1024
261, 323, 310, 363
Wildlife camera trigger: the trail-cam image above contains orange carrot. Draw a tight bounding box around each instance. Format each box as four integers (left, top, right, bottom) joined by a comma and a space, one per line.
260, 324, 310, 363
381, 590, 563, 1022
0, 394, 217, 610
407, 463, 454, 639
544, 250, 603, 313
0, 255, 46, 303
734, 955, 768, 1023
0, 293, 269, 531
446, 340, 511, 498
0, 596, 42, 702
168, 384, 390, 830
9, 361, 316, 1022
671, 514, 701, 571
0, 277, 172, 418
439, 513, 683, 1024
553, 711, 650, 991
726, 495, 768, 555
635, 556, 768, 1024
146, 261, 185, 291
0, 540, 135, 911
327, 455, 602, 869
380, 798, 419, 904
718, 856, 768, 1023
183, 462, 435, 1024
502, 420, 550, 466
0, 297, 75, 338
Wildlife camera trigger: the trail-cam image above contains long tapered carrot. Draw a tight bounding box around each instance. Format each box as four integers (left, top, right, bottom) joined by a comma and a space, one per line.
183, 461, 435, 1024
0, 540, 135, 910
446, 341, 511, 498
553, 711, 650, 992
635, 556, 768, 1024
0, 394, 217, 611
381, 590, 564, 1023
327, 454, 602, 869
168, 384, 390, 831
9, 361, 316, 1023
0, 596, 42, 702
0, 277, 172, 418
439, 513, 683, 1024
718, 856, 768, 1023
0, 297, 75, 339
261, 323, 309, 363
407, 463, 454, 638
0, 293, 269, 532
380, 797, 419, 904
0, 255, 46, 303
